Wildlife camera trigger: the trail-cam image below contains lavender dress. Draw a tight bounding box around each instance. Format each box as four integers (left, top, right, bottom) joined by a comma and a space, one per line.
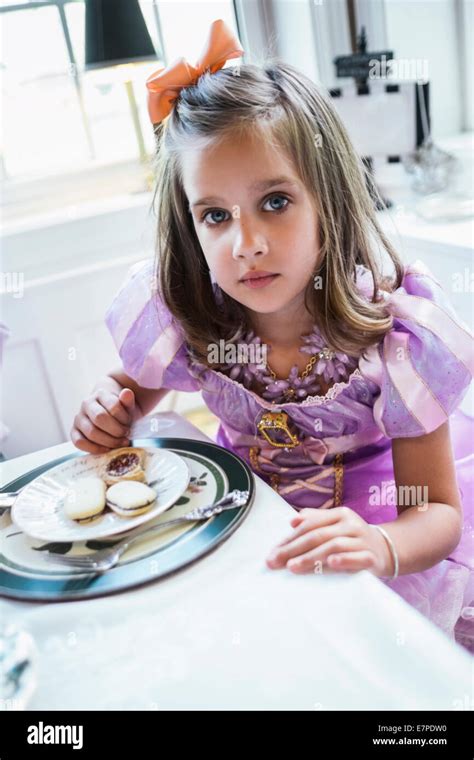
105, 258, 474, 653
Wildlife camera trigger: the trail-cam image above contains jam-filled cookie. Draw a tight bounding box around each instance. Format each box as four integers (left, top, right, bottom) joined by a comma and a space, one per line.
64, 476, 106, 523
105, 481, 157, 517
102, 447, 147, 486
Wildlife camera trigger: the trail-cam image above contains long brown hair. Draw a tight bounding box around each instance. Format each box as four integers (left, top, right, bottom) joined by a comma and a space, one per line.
150, 59, 404, 367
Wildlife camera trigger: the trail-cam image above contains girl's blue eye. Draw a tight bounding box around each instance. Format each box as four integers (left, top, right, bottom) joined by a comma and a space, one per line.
202, 194, 290, 227
263, 195, 289, 212
204, 209, 229, 225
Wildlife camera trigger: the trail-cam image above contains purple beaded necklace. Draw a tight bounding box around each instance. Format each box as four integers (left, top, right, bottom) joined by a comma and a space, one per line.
222, 324, 358, 403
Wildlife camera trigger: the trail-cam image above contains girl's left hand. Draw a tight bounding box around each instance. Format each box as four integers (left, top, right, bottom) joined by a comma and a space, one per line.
266, 506, 392, 577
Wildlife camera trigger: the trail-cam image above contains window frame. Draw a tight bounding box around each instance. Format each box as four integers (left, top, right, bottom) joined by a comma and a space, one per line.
2, 0, 470, 209
0, 0, 167, 188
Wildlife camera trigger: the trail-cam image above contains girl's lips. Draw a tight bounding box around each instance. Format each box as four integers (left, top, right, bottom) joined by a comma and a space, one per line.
240, 274, 280, 289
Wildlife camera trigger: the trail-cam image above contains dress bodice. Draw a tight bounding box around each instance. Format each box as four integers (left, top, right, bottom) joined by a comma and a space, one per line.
105, 258, 473, 509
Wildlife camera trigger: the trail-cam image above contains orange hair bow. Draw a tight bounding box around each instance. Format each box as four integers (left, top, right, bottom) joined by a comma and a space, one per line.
146, 18, 244, 125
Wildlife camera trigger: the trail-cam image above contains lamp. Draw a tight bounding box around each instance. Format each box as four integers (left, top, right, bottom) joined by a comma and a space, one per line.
84, 0, 160, 188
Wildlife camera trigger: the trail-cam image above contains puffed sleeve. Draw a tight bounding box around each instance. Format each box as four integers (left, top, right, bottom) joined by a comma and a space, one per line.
359, 260, 474, 438
104, 258, 200, 392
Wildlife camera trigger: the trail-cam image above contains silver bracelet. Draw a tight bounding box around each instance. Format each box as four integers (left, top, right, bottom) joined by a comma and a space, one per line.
372, 525, 399, 580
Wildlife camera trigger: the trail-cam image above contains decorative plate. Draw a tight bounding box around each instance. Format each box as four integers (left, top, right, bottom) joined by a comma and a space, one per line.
0, 438, 255, 601
11, 447, 190, 542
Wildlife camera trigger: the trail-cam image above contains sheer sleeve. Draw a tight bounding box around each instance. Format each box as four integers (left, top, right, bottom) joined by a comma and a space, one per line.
359, 260, 473, 438
104, 259, 199, 391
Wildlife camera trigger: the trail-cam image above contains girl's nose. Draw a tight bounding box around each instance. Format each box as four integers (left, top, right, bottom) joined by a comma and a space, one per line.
231, 221, 269, 261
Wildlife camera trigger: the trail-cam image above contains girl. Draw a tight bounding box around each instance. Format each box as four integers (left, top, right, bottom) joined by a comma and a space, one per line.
71, 20, 474, 653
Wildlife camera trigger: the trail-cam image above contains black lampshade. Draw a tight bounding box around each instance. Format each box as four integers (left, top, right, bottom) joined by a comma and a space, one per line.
85, 0, 158, 71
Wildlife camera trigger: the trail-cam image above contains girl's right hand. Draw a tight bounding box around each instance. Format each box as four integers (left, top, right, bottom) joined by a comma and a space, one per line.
70, 387, 136, 455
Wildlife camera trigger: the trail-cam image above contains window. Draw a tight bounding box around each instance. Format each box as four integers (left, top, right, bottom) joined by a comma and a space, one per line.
3, 1, 467, 204
0, 0, 239, 183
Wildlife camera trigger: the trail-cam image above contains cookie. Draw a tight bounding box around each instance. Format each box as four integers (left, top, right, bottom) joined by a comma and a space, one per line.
64, 477, 106, 522
105, 481, 157, 517
102, 447, 147, 486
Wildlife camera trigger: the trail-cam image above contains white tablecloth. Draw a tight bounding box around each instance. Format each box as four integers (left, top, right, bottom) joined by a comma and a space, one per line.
1, 413, 472, 710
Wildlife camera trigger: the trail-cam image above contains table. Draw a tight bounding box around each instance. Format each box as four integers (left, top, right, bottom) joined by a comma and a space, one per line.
1, 412, 472, 710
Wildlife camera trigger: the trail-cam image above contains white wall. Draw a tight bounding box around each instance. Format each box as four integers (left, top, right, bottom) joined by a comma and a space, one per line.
458, 0, 473, 130
1, 196, 205, 459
